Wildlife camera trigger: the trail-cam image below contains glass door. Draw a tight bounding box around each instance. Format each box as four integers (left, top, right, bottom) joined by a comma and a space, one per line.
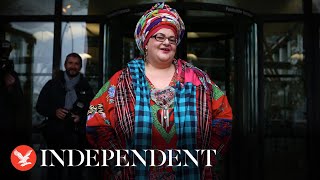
262, 22, 307, 180
219, 16, 259, 180
103, 11, 141, 80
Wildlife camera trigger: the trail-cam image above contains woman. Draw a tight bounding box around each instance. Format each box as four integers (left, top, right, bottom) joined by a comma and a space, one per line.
86, 2, 232, 180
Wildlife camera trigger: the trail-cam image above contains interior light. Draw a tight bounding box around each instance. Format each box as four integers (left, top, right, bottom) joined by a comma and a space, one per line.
79, 53, 92, 59
187, 53, 198, 61
290, 53, 304, 61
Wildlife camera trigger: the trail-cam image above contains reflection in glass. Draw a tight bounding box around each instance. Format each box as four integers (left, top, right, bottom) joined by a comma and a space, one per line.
313, 0, 320, 13
123, 37, 137, 66
263, 22, 306, 180
264, 23, 305, 125
63, 0, 89, 15
184, 0, 302, 14
62, 0, 175, 15
183, 0, 236, 6
5, 22, 54, 129
107, 0, 175, 15
0, 0, 54, 15
187, 32, 227, 91
187, 10, 230, 17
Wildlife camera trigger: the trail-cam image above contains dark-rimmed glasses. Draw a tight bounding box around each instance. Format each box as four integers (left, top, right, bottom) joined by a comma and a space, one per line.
151, 33, 177, 45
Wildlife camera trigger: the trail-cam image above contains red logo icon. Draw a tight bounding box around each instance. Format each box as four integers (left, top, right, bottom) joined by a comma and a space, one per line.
11, 145, 37, 171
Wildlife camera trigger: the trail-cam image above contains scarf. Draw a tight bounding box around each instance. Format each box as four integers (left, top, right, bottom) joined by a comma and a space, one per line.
64, 72, 80, 110
127, 59, 199, 180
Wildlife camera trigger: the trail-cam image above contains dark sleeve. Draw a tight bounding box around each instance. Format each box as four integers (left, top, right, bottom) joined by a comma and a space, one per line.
7, 72, 24, 111
6, 72, 26, 133
36, 80, 55, 118
79, 79, 94, 115
75, 79, 95, 133
85, 81, 94, 104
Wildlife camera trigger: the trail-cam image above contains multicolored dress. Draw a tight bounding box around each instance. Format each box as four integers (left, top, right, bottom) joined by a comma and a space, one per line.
86, 59, 233, 180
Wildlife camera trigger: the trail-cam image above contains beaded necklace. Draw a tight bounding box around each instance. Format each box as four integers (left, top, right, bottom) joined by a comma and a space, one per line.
147, 70, 177, 129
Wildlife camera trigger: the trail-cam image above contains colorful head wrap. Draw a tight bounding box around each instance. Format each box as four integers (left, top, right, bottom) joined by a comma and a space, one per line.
134, 2, 185, 54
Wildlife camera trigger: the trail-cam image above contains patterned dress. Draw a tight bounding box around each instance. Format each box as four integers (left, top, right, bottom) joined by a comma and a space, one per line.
86, 59, 233, 180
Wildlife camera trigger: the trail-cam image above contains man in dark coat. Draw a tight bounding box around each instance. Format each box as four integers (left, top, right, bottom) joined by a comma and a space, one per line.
36, 52, 94, 180
0, 40, 26, 179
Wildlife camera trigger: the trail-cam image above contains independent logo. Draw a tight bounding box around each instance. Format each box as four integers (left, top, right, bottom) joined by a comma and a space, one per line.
11, 145, 37, 171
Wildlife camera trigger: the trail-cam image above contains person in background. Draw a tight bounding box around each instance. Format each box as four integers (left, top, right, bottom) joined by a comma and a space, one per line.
36, 52, 94, 180
86, 2, 233, 180
0, 39, 26, 178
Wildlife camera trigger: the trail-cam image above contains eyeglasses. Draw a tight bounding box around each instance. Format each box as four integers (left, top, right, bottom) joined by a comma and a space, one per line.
151, 33, 177, 45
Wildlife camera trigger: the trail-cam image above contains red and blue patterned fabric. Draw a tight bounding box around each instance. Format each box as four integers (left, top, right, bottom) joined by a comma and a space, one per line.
86, 59, 233, 180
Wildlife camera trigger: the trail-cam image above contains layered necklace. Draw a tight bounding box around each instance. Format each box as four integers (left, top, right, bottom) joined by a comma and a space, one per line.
146, 66, 177, 129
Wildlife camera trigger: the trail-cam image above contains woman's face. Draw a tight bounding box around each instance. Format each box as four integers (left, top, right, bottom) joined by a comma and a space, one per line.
145, 28, 177, 64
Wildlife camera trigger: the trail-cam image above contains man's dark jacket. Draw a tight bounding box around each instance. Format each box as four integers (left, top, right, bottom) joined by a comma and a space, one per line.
36, 71, 94, 147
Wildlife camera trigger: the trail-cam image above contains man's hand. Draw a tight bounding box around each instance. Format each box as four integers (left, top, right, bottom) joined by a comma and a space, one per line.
4, 73, 15, 87
55, 108, 69, 120
72, 114, 80, 123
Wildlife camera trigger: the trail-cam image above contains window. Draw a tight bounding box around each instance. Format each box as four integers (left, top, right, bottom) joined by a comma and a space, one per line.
5, 22, 54, 128
61, 22, 100, 93
0, 0, 54, 15
263, 22, 307, 179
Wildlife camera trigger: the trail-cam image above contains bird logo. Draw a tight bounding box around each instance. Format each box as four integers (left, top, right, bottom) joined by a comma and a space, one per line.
11, 145, 36, 171
14, 149, 32, 166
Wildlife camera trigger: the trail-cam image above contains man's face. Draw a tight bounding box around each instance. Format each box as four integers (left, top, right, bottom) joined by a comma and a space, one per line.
64, 56, 81, 77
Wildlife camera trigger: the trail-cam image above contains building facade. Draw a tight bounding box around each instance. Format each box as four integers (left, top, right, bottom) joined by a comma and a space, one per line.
1, 0, 319, 179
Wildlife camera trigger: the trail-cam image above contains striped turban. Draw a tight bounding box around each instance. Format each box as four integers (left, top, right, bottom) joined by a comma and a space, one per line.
134, 2, 185, 54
